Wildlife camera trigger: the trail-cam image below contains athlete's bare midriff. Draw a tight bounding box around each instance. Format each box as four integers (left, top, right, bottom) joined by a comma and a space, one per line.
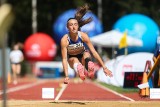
67, 42, 85, 55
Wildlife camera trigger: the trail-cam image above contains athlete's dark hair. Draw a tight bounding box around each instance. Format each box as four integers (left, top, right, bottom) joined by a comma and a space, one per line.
67, 4, 92, 30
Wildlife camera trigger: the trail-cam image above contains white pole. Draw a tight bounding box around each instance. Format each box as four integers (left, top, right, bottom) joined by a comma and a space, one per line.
97, 45, 102, 55
124, 47, 128, 55
32, 0, 37, 33
97, 0, 102, 23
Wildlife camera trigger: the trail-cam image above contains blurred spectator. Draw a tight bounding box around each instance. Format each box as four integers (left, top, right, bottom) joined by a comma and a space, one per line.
10, 44, 24, 84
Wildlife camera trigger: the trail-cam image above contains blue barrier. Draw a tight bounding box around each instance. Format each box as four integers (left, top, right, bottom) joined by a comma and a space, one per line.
38, 67, 60, 78
148, 77, 153, 88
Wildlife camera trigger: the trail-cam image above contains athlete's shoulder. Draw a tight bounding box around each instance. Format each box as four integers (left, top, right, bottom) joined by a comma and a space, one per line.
61, 34, 68, 46
79, 31, 89, 40
79, 31, 88, 36
80, 31, 90, 39
61, 34, 68, 41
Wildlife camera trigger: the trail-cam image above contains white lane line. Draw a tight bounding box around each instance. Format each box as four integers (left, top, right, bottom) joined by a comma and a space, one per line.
0, 80, 47, 95
54, 84, 68, 101
92, 82, 135, 101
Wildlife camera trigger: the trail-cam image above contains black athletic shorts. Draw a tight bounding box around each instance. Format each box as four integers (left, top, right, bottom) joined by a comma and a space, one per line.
68, 50, 89, 61
68, 53, 84, 62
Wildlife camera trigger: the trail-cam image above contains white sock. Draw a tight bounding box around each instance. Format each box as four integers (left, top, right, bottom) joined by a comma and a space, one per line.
73, 63, 79, 73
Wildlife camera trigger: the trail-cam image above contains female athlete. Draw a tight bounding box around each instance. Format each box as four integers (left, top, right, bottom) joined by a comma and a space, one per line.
61, 4, 113, 84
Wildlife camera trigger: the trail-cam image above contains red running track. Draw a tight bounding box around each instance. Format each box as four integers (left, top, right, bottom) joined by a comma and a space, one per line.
0, 77, 159, 101
60, 81, 130, 101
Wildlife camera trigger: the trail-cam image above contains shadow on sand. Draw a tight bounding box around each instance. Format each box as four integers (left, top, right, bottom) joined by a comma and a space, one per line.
50, 101, 87, 105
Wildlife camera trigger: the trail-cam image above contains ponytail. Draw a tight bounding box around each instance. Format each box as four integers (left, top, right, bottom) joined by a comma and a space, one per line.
75, 4, 92, 29
67, 4, 92, 31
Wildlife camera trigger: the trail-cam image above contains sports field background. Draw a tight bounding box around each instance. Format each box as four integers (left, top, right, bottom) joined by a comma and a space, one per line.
1, 76, 160, 107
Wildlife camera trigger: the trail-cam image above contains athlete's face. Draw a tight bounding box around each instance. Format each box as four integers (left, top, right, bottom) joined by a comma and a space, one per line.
67, 19, 79, 34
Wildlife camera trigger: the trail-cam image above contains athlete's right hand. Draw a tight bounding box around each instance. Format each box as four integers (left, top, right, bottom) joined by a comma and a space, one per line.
64, 76, 69, 84
103, 68, 113, 77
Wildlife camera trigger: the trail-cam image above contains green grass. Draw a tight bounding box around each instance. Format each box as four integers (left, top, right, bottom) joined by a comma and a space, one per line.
98, 82, 139, 93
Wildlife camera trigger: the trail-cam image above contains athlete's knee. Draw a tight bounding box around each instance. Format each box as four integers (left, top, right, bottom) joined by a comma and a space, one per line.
69, 57, 79, 66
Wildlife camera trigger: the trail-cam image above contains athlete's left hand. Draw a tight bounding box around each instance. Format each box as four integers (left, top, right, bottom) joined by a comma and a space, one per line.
103, 68, 113, 77
64, 76, 69, 84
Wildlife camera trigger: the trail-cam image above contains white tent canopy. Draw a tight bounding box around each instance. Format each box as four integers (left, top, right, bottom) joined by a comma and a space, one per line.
90, 30, 143, 47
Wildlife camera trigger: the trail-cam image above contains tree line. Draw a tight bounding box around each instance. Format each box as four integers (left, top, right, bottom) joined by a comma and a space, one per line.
5, 0, 160, 48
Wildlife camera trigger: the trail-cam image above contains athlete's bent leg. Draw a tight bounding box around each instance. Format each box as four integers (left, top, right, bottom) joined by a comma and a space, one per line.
84, 58, 94, 79
87, 60, 95, 79
77, 63, 85, 80
73, 62, 86, 80
68, 57, 86, 81
82, 51, 95, 79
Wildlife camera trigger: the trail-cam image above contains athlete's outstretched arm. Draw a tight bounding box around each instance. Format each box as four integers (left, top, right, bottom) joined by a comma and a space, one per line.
81, 32, 113, 77
61, 36, 69, 82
